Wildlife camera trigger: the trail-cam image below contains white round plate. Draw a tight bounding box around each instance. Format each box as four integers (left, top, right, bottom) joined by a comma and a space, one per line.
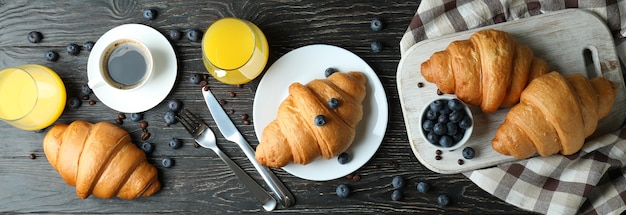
87, 24, 177, 113
253, 44, 388, 181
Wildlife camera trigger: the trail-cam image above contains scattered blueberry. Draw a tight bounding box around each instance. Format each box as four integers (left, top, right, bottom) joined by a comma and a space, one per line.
45, 50, 59, 61
391, 176, 405, 189
325, 67, 338, 77
459, 115, 472, 129
27, 31, 43, 43
186, 29, 201, 42
143, 8, 158, 20
446, 122, 458, 136
164, 110, 177, 125
68, 97, 81, 109
140, 142, 154, 154
336, 184, 350, 198
167, 99, 182, 112
448, 99, 463, 111
161, 156, 174, 168
314, 115, 326, 126
462, 147, 475, 159
328, 98, 339, 109
422, 120, 434, 132
417, 182, 430, 193
337, 152, 351, 164
370, 41, 382, 53
437, 194, 450, 206
425, 109, 438, 120
83, 41, 95, 52
439, 135, 453, 147
433, 123, 447, 136
66, 43, 80, 56
188, 73, 201, 84
370, 18, 383, 32
391, 190, 403, 201
169, 137, 183, 149
130, 112, 144, 122
429, 100, 444, 112
81, 84, 92, 96
169, 29, 182, 41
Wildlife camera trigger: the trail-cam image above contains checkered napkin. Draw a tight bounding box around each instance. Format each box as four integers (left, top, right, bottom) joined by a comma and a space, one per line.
399, 1, 626, 214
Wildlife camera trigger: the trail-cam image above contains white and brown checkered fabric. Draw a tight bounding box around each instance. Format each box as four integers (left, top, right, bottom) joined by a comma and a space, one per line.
400, 1, 626, 214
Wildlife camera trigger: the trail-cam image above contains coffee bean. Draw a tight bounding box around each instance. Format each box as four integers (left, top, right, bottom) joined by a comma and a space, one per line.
230, 91, 236, 97
141, 131, 151, 140
89, 100, 96, 105
29, 153, 36, 159
139, 121, 148, 129
228, 109, 235, 114
435, 155, 442, 160
82, 95, 89, 100
437, 89, 443, 96
243, 120, 250, 125
457, 159, 464, 165
203, 74, 209, 81
352, 174, 361, 182
435, 149, 442, 155
203, 85, 210, 91
417, 82, 424, 88
199, 80, 207, 87
115, 118, 123, 124
219, 99, 227, 105
118, 113, 126, 120
241, 114, 249, 120
237, 84, 243, 88
346, 174, 353, 179
392, 162, 399, 169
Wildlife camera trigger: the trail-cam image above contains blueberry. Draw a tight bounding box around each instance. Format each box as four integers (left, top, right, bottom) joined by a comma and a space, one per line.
27, 31, 43, 43
391, 176, 405, 189
459, 115, 472, 129
188, 73, 200, 84
169, 29, 182, 41
437, 114, 449, 124
328, 98, 339, 109
169, 137, 183, 149
81, 84, 92, 96
336, 184, 350, 198
391, 190, 403, 201
370, 18, 383, 32
429, 100, 444, 112
314, 115, 326, 126
164, 111, 177, 125
141, 142, 154, 154
143, 8, 158, 20
161, 156, 174, 168
453, 131, 465, 142
130, 112, 144, 122
427, 131, 440, 143
425, 109, 438, 121
370, 41, 383, 53
68, 97, 81, 109
337, 152, 351, 164
448, 99, 463, 111
433, 123, 447, 136
66, 43, 80, 56
439, 107, 452, 115
167, 99, 182, 112
45, 50, 58, 61
422, 119, 434, 132
325, 67, 338, 77
446, 122, 458, 136
448, 110, 464, 123
416, 182, 430, 193
437, 194, 450, 206
186, 29, 201, 42
439, 135, 453, 147
83, 41, 95, 52
462, 147, 475, 159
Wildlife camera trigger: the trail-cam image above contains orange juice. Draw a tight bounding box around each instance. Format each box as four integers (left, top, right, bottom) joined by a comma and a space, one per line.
0, 65, 66, 130
202, 18, 269, 85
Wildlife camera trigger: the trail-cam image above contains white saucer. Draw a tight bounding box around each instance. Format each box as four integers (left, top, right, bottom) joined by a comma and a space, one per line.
253, 44, 389, 181
87, 24, 177, 113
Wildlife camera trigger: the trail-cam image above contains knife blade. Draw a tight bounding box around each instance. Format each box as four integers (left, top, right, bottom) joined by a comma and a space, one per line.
202, 87, 295, 208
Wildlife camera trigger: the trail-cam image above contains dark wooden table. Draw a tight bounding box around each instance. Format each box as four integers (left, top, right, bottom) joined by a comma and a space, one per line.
0, 1, 534, 213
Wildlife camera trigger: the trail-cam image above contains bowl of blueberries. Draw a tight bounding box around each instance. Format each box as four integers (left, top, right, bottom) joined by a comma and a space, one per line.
419, 96, 473, 151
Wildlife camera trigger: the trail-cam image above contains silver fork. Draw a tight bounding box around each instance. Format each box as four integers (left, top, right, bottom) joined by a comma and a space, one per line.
177, 109, 277, 211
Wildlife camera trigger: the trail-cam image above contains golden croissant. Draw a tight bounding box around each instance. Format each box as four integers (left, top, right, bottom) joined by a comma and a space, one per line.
43, 120, 161, 199
492, 72, 617, 159
421, 29, 551, 113
255, 71, 367, 168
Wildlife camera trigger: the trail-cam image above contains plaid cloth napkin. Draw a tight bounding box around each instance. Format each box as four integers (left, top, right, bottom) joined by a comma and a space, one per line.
399, 1, 626, 214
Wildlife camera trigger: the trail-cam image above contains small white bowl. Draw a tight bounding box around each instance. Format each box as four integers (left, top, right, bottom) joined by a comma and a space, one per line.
418, 95, 474, 151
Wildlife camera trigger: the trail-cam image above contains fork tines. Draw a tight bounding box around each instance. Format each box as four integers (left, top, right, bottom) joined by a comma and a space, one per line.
176, 109, 204, 136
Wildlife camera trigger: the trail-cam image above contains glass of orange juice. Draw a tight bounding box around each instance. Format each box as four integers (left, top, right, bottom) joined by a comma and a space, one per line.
202, 17, 269, 85
0, 64, 66, 130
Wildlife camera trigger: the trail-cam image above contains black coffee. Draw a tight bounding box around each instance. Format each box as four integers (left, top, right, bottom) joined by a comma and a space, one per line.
105, 42, 149, 87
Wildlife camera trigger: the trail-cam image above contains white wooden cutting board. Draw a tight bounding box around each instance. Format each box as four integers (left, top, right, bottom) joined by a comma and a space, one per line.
397, 9, 626, 174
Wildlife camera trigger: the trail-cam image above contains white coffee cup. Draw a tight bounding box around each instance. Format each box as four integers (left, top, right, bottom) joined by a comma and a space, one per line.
88, 39, 153, 90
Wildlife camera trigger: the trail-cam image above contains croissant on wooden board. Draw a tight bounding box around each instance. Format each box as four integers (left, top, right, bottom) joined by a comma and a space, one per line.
255, 71, 367, 168
43, 120, 161, 199
421, 29, 551, 113
492, 72, 617, 159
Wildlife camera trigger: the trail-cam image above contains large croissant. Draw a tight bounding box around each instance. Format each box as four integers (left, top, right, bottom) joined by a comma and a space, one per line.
255, 71, 367, 168
43, 120, 161, 199
421, 29, 551, 113
492, 72, 617, 159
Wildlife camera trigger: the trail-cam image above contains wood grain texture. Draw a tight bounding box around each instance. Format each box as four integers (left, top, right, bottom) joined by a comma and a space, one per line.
0, 0, 535, 214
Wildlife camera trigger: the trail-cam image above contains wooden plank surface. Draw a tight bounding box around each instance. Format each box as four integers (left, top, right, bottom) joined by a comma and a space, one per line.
0, 0, 534, 213
397, 9, 626, 174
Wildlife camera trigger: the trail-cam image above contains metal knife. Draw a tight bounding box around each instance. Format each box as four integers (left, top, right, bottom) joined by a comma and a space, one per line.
201, 87, 296, 208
